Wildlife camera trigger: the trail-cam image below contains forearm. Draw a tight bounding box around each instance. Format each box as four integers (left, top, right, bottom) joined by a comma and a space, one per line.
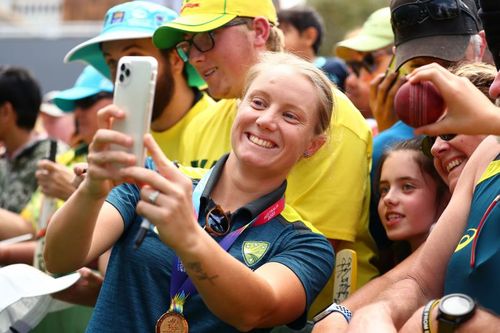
0, 241, 36, 265
177, 228, 298, 331
0, 208, 35, 239
44, 186, 106, 273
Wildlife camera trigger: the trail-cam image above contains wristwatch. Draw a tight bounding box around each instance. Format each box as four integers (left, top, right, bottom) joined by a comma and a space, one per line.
437, 293, 476, 333
312, 303, 352, 324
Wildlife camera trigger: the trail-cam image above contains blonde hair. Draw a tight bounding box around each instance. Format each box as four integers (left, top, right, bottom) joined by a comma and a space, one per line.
242, 51, 333, 135
266, 25, 285, 52
451, 62, 497, 101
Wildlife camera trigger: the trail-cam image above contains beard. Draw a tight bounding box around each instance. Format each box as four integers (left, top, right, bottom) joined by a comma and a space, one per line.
151, 61, 175, 122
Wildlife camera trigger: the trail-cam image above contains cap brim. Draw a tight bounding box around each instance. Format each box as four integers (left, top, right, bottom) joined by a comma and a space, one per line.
395, 35, 470, 70
153, 13, 235, 49
336, 35, 393, 60
54, 87, 104, 112
65, 30, 154, 79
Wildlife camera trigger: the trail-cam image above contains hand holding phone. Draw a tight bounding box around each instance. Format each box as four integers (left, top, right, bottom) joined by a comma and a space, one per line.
111, 56, 158, 166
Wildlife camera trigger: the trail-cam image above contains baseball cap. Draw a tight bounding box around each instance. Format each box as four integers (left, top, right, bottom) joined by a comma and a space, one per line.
64, 1, 204, 88
54, 66, 113, 112
336, 7, 394, 60
40, 90, 65, 117
391, 0, 481, 70
153, 0, 278, 50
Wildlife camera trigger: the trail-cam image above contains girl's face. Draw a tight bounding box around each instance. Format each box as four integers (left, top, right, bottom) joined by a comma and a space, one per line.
378, 150, 441, 249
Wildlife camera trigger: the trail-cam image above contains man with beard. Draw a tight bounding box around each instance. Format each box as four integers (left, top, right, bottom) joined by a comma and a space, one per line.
64, 1, 214, 160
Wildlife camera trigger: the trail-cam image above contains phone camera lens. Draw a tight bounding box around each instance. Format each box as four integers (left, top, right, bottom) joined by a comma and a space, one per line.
119, 74, 125, 82
120, 63, 126, 71
125, 69, 131, 77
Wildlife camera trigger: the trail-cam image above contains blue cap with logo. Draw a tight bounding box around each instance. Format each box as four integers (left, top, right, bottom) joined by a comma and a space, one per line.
64, 1, 205, 88
54, 66, 113, 112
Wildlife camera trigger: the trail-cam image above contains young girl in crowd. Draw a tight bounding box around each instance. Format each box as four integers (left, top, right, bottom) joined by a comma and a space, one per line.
376, 137, 450, 256
44, 52, 334, 333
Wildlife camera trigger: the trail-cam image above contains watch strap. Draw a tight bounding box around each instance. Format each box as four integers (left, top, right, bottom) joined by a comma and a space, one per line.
422, 299, 440, 333
312, 303, 352, 324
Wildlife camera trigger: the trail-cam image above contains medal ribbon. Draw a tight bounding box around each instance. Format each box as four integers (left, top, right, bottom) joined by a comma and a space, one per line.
168, 167, 285, 314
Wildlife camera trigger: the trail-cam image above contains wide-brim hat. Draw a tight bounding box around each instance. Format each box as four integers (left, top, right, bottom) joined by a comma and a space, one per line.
153, 0, 278, 50
64, 1, 205, 88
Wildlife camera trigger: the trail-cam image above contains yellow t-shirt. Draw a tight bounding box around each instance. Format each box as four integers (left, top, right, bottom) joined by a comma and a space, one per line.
178, 89, 378, 316
151, 92, 215, 161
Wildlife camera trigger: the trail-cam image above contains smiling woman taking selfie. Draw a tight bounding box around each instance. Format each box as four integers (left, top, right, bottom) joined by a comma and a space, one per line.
44, 52, 334, 333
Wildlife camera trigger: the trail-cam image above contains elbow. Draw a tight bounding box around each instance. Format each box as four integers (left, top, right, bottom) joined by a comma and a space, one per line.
43, 246, 74, 274
230, 303, 280, 332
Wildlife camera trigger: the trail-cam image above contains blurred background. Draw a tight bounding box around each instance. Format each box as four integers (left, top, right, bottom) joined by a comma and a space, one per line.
0, 0, 387, 93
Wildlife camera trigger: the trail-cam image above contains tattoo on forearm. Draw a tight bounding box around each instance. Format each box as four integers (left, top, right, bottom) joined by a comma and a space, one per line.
186, 262, 219, 284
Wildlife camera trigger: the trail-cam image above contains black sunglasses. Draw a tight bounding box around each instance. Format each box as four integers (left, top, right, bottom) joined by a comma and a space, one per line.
74, 92, 112, 110
205, 205, 231, 237
421, 134, 457, 158
392, 0, 461, 31
176, 18, 251, 57
346, 53, 376, 77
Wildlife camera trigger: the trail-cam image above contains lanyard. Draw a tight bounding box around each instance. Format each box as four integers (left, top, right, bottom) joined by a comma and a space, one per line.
169, 167, 285, 304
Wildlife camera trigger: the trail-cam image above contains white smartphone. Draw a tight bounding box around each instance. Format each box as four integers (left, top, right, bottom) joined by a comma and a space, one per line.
112, 56, 158, 166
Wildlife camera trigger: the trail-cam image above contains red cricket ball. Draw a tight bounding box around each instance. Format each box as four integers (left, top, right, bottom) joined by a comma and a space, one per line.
394, 81, 446, 128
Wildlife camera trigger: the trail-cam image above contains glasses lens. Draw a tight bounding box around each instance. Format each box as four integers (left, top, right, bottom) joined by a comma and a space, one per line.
176, 41, 191, 59
347, 61, 362, 77
192, 32, 215, 53
206, 206, 230, 236
421, 136, 436, 158
426, 0, 459, 20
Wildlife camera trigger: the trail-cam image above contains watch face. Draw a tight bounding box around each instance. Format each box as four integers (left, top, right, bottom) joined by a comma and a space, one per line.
441, 294, 474, 316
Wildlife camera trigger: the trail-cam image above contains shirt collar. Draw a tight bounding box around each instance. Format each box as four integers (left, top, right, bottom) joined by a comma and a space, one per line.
199, 153, 287, 223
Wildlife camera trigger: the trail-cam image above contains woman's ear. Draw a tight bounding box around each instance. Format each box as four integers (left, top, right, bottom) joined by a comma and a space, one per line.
303, 134, 327, 158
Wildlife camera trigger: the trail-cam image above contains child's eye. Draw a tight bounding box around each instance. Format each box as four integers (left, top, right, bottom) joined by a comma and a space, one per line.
402, 183, 415, 192
379, 186, 389, 196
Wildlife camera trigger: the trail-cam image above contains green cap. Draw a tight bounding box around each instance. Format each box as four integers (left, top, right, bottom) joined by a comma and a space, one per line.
335, 7, 393, 60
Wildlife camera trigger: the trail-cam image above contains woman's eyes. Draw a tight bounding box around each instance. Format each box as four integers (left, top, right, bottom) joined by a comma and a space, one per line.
250, 97, 266, 109
283, 112, 300, 123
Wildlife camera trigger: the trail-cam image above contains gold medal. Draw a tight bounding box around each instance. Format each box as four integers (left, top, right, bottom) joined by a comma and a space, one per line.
155, 311, 189, 333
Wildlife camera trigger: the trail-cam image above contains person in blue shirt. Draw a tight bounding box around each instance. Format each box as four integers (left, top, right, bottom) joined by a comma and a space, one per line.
44, 52, 334, 332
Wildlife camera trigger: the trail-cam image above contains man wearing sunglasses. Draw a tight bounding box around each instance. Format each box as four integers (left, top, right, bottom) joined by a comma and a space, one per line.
153, 0, 378, 321
335, 7, 394, 127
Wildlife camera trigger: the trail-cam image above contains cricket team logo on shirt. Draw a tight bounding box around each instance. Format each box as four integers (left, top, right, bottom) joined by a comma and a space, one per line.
242, 241, 270, 266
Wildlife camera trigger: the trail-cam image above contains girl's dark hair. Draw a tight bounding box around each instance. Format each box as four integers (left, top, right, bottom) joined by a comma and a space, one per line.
0, 66, 41, 130
374, 136, 449, 205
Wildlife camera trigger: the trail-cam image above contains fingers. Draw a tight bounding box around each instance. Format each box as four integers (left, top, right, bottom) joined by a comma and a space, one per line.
143, 134, 181, 180
73, 163, 88, 177
96, 104, 126, 129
